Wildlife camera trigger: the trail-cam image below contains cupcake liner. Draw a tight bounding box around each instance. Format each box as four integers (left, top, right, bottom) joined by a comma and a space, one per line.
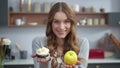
36, 54, 49, 58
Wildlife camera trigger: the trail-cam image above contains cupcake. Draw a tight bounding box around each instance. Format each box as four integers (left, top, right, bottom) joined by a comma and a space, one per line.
36, 47, 50, 59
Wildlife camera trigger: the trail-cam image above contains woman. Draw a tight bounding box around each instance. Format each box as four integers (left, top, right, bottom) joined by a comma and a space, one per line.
31, 2, 89, 68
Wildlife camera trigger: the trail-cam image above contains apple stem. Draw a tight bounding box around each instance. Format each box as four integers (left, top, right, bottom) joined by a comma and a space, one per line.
70, 53, 73, 56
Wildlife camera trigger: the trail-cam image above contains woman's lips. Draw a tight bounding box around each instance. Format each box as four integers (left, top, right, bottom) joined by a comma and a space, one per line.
58, 32, 65, 35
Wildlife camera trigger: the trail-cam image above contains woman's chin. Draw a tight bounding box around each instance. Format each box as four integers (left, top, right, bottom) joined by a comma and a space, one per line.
57, 36, 66, 39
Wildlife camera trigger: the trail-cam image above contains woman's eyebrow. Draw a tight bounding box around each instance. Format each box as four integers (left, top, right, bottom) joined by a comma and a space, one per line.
53, 19, 57, 20
53, 19, 59, 21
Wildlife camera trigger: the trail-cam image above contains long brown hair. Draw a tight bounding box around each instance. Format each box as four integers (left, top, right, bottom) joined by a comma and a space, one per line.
46, 2, 80, 56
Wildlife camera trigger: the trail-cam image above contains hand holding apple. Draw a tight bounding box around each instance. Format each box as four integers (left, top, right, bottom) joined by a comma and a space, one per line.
64, 61, 81, 68
64, 50, 78, 65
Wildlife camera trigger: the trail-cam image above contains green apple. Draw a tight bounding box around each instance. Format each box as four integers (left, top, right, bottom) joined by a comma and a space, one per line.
64, 50, 78, 65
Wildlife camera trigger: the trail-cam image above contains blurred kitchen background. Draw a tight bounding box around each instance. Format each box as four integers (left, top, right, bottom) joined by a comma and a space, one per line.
0, 0, 120, 59
0, 0, 120, 68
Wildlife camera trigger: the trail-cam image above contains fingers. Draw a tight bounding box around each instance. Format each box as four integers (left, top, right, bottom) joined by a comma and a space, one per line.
31, 54, 36, 58
37, 58, 47, 62
76, 61, 81, 65
64, 60, 81, 68
37, 57, 51, 63
65, 64, 75, 68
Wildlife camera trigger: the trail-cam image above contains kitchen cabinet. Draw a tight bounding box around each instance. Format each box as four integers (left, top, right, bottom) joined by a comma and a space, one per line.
4, 64, 120, 68
0, 0, 8, 26
88, 63, 120, 68
8, 12, 108, 27
88, 59, 120, 68
108, 12, 120, 26
3, 58, 34, 68
4, 65, 34, 68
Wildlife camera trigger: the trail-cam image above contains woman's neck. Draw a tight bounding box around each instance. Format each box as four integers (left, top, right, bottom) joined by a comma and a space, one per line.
56, 38, 64, 57
57, 38, 64, 47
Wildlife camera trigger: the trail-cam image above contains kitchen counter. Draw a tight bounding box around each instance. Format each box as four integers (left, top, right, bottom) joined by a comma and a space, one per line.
88, 58, 120, 64
3, 58, 120, 65
4, 58, 34, 65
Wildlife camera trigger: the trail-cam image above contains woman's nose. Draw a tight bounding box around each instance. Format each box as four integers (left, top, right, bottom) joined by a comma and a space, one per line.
59, 22, 65, 29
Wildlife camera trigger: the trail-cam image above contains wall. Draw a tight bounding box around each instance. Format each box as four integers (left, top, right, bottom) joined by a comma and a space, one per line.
0, 0, 120, 58
111, 0, 120, 12
8, 0, 120, 12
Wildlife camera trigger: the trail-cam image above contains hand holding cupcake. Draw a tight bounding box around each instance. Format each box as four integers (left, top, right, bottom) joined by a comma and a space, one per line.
36, 47, 50, 58
31, 47, 51, 63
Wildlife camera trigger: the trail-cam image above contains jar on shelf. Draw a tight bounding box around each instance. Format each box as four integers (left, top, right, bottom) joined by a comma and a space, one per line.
100, 7, 105, 13
79, 18, 87, 26
90, 6, 96, 12
99, 18, 105, 25
93, 18, 99, 25
73, 4, 80, 12
86, 18, 93, 26
81, 6, 87, 12
15, 19, 22, 26
9, 6, 13, 12
15, 17, 25, 26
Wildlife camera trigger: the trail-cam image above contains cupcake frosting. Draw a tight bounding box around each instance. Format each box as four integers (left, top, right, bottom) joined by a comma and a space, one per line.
36, 47, 49, 56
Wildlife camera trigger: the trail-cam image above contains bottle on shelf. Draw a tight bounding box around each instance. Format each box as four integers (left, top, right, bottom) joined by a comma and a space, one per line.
19, 0, 24, 12
44, 2, 51, 13
27, 0, 31, 12
34, 2, 41, 12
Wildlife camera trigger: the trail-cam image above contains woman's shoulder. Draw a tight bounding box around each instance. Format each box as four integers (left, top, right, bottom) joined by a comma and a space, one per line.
32, 36, 47, 44
77, 36, 89, 47
77, 36, 89, 43
33, 35, 46, 40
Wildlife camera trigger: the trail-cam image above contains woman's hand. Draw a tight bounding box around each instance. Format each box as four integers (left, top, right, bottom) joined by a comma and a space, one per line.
37, 57, 50, 63
31, 54, 36, 58
31, 54, 50, 63
64, 61, 81, 68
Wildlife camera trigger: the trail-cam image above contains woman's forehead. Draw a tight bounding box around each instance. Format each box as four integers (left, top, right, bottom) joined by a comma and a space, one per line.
54, 11, 68, 20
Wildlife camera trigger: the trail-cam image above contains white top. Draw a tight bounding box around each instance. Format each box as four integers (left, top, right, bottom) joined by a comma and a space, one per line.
32, 36, 89, 68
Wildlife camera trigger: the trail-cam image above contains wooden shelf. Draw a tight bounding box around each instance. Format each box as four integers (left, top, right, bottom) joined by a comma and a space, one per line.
9, 12, 107, 14
8, 12, 109, 26
8, 12, 48, 26
9, 12, 48, 15
76, 12, 108, 14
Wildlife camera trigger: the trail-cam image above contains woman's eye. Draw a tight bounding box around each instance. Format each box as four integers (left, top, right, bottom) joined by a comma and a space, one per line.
53, 20, 59, 24
64, 20, 70, 24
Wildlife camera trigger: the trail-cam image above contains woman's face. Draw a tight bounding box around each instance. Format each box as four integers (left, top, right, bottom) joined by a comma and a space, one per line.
52, 11, 71, 39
